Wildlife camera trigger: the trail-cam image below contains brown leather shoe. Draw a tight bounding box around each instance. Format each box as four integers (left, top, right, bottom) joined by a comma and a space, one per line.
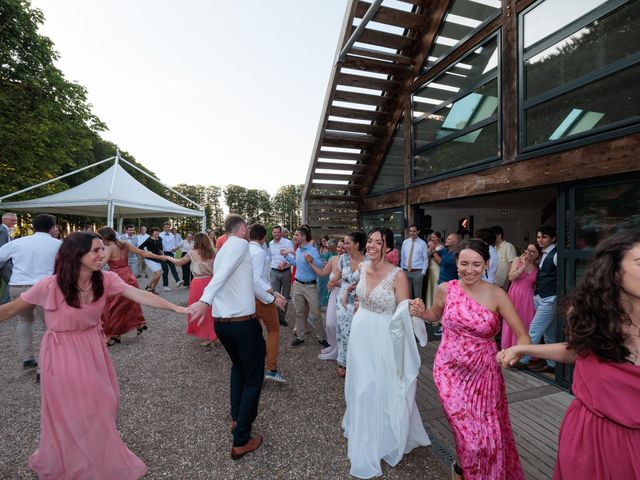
531, 363, 555, 373
231, 435, 263, 460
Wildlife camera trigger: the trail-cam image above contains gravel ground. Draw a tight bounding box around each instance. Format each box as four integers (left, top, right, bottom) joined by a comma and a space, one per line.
0, 278, 446, 479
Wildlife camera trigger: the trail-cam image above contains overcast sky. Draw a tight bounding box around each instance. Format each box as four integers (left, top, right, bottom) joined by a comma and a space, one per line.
30, 0, 348, 194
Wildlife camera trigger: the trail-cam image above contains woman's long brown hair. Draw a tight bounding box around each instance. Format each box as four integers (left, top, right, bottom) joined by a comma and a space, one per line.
194, 232, 215, 261
55, 232, 104, 308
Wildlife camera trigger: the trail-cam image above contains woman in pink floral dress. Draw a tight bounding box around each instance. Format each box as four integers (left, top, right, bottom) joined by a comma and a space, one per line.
411, 239, 530, 480
0, 232, 186, 479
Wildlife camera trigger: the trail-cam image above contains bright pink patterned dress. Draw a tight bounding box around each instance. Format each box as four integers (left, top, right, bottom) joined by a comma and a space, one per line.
434, 280, 524, 480
21, 272, 147, 479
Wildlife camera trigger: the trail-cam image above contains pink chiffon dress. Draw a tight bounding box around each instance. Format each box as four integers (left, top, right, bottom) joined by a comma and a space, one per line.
502, 262, 537, 349
21, 272, 147, 480
186, 252, 217, 341
434, 280, 524, 480
554, 353, 640, 479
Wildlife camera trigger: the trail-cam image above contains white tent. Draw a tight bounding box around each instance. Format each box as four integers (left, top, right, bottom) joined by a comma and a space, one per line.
0, 154, 205, 229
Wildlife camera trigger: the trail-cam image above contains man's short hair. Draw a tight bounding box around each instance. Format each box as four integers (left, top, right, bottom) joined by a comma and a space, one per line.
409, 224, 419, 230
162, 221, 171, 227
224, 214, 246, 234
249, 224, 267, 241
149, 227, 160, 233
272, 225, 282, 232
125, 224, 135, 230
32, 214, 57, 233
538, 225, 557, 239
475, 228, 497, 246
490, 225, 504, 238
2, 212, 17, 220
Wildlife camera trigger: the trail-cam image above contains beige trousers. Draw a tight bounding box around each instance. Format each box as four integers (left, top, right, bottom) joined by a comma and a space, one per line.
292, 281, 325, 341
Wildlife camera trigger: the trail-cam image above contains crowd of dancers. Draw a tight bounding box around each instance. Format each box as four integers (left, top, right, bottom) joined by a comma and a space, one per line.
0, 211, 638, 479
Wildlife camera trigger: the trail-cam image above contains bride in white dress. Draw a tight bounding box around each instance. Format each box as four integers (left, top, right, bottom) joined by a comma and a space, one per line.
342, 227, 431, 478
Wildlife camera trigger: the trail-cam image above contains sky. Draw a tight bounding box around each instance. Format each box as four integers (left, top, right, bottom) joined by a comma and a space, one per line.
30, 0, 349, 195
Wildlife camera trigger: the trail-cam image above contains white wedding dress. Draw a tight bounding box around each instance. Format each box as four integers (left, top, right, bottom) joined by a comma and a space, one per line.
342, 265, 431, 479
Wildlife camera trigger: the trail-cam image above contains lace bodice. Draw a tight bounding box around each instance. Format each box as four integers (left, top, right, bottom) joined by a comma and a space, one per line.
356, 264, 400, 314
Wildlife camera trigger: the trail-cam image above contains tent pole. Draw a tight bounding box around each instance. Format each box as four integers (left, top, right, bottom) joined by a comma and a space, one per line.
107, 202, 114, 228
0, 156, 115, 202
201, 209, 207, 232
117, 217, 124, 233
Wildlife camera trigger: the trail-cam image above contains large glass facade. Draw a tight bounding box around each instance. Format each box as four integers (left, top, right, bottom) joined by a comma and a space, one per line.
521, 0, 640, 149
369, 119, 405, 195
424, 0, 502, 70
413, 35, 499, 180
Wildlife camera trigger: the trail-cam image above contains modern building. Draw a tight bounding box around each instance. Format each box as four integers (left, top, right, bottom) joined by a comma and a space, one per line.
303, 0, 640, 387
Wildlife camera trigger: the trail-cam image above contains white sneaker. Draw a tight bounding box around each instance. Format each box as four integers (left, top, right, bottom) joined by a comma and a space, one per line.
264, 370, 287, 383
176, 280, 184, 287
163, 286, 171, 291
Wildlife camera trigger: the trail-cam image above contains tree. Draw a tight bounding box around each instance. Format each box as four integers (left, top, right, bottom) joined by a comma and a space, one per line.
223, 185, 272, 225
272, 184, 303, 230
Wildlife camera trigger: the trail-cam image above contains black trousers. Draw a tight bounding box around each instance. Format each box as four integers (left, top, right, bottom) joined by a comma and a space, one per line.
181, 262, 191, 286
214, 318, 266, 447
161, 251, 180, 286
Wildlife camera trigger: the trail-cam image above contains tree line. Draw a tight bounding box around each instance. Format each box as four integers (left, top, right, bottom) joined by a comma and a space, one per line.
0, 1, 302, 236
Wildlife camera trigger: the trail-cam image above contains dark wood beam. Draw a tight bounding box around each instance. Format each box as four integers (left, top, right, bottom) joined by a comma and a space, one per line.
317, 151, 364, 162
326, 120, 386, 135
348, 46, 413, 64
336, 72, 399, 91
308, 194, 359, 201
309, 183, 361, 191
502, 0, 517, 162
316, 161, 367, 171
328, 105, 387, 122
323, 131, 378, 148
333, 89, 395, 107
355, 2, 428, 30
312, 172, 364, 182
342, 55, 411, 76
354, 27, 417, 51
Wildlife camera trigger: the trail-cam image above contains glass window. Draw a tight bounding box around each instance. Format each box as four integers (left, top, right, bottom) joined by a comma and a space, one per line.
525, 63, 640, 146
523, 0, 608, 50
521, 0, 640, 149
414, 36, 499, 119
361, 209, 405, 246
414, 78, 497, 149
413, 34, 499, 180
574, 181, 640, 250
370, 120, 405, 195
525, 1, 640, 99
424, 0, 502, 70
413, 122, 498, 178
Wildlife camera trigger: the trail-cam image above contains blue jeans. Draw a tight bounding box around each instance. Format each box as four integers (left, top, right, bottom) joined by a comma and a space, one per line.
215, 318, 266, 447
521, 295, 557, 367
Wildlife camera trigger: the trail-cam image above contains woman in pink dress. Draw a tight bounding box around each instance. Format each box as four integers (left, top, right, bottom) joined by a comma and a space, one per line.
0, 232, 186, 479
98, 227, 168, 346
499, 229, 640, 479
411, 239, 530, 480
172, 232, 217, 345
501, 242, 541, 349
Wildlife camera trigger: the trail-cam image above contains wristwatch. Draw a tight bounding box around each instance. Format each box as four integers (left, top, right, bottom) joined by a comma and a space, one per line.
199, 300, 211, 306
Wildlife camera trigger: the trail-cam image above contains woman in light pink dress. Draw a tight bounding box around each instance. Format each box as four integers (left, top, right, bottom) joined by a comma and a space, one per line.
0, 232, 186, 479
411, 239, 530, 480
499, 229, 640, 479
502, 243, 541, 349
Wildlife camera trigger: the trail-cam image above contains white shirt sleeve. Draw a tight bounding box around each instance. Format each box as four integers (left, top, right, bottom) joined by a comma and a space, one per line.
200, 240, 247, 304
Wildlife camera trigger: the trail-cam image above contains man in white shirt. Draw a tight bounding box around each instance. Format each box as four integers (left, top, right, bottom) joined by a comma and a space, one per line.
250, 224, 287, 383
0, 214, 61, 370
119, 224, 139, 277
0, 212, 17, 304
160, 221, 182, 291
268, 225, 293, 326
491, 225, 517, 289
400, 225, 428, 299
188, 214, 286, 459
476, 228, 498, 285
137, 226, 150, 278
